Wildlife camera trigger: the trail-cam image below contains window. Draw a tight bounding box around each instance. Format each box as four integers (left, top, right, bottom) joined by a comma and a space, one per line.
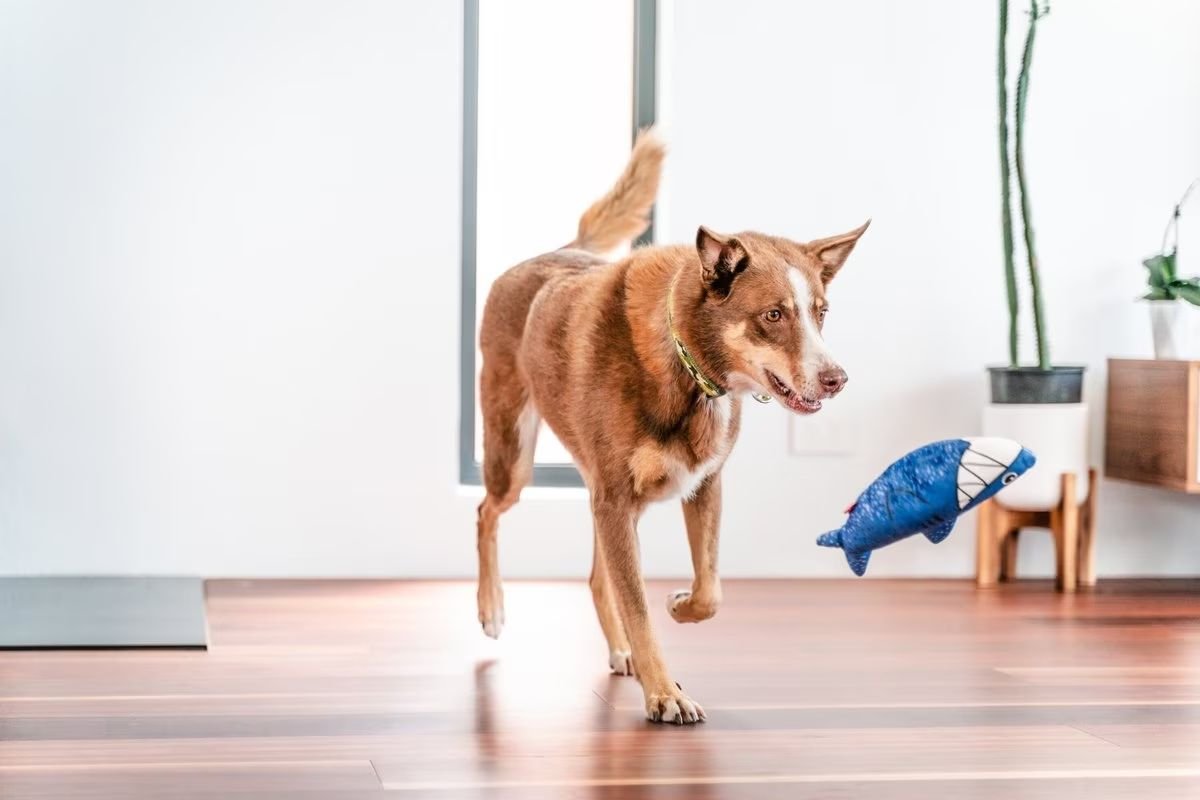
459, 0, 656, 486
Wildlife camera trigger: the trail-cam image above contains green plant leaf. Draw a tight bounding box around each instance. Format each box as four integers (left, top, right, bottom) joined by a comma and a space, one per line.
1144, 288, 1171, 301
1173, 282, 1200, 306
1143, 254, 1175, 289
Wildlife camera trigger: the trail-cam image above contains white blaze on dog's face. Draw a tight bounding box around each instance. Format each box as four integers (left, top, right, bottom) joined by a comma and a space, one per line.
696, 222, 869, 415
787, 267, 837, 393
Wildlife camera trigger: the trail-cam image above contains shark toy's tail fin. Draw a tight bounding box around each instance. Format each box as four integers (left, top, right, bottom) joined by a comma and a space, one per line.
816, 528, 873, 577
816, 530, 842, 548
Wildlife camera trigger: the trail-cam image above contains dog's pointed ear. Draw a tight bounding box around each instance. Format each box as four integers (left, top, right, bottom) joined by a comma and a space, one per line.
697, 226, 748, 299
808, 219, 870, 284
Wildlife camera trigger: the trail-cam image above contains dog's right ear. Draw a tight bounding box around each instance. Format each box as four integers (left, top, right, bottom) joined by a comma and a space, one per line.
697, 226, 748, 300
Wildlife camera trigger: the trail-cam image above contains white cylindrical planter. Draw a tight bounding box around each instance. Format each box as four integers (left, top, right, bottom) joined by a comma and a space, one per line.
982, 403, 1089, 511
1148, 300, 1200, 360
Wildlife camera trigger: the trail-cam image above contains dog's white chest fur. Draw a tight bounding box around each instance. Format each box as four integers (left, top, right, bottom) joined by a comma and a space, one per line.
630, 396, 734, 501
671, 452, 726, 501
676, 395, 735, 499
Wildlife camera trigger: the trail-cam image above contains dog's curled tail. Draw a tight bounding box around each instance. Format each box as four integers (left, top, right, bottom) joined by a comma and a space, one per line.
572, 127, 665, 254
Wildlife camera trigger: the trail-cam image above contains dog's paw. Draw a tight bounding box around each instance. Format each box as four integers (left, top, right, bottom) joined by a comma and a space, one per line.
666, 589, 691, 621
477, 583, 505, 640
644, 684, 705, 725
609, 649, 634, 676
666, 589, 718, 623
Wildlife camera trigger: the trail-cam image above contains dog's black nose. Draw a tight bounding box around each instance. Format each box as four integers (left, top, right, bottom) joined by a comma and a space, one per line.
818, 366, 848, 395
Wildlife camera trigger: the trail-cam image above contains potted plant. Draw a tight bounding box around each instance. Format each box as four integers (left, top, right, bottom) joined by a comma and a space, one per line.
1144, 179, 1200, 359
983, 0, 1089, 512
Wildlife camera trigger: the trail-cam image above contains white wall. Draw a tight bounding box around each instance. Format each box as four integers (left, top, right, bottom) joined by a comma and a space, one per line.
0, 0, 473, 576
1, 0, 1197, 579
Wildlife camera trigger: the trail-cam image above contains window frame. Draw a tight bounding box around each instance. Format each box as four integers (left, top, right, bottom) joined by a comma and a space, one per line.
458, 0, 658, 487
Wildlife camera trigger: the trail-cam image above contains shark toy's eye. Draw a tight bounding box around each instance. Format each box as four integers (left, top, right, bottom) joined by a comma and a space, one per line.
1001, 472, 1018, 485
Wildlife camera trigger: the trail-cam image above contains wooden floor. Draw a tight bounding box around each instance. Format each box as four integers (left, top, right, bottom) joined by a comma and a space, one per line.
2, 579, 1199, 798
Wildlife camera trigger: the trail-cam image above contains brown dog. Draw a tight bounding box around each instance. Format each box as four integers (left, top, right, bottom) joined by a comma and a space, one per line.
476, 130, 868, 724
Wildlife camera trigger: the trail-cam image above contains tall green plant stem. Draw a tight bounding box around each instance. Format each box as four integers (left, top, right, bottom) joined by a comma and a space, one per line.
997, 0, 1018, 367
1014, 0, 1050, 370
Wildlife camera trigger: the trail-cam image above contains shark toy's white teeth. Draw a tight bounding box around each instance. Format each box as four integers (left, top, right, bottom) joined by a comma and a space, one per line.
957, 438, 1023, 508
962, 437, 1022, 466
957, 463, 999, 507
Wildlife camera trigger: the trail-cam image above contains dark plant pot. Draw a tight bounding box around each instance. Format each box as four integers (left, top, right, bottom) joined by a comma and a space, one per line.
988, 366, 1085, 404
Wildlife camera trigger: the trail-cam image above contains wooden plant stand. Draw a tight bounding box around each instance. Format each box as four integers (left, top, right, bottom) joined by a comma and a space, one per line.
975, 469, 1098, 593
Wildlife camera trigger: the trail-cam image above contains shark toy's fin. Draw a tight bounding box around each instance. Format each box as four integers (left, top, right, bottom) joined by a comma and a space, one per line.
816, 529, 843, 548
923, 518, 956, 544
818, 528, 871, 576
845, 549, 872, 577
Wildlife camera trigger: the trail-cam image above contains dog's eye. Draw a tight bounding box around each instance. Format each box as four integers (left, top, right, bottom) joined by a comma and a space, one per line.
764, 309, 782, 323
818, 308, 828, 323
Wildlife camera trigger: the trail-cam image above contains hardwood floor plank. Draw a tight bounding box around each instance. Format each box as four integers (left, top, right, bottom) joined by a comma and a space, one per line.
4, 699, 1200, 744
997, 666, 1200, 686
0, 760, 381, 798
371, 725, 1200, 789
379, 776, 1200, 800
1073, 723, 1200, 748
376, 769, 1200, 792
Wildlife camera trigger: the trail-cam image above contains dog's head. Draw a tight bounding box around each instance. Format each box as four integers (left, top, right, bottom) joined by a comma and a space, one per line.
685, 221, 869, 414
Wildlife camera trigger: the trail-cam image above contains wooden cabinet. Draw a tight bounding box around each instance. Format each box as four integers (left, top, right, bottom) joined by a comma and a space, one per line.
1105, 358, 1200, 493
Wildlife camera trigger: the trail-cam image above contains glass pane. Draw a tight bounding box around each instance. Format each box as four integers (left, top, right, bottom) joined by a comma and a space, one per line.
474, 0, 634, 465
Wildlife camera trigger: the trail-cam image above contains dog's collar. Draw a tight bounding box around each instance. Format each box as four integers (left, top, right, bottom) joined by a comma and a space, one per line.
666, 274, 773, 404
666, 277, 726, 399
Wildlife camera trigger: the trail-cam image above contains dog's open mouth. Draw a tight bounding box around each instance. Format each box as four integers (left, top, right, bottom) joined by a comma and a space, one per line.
764, 370, 822, 414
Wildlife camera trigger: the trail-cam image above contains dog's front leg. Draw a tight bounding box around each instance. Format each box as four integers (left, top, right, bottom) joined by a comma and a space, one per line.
592, 496, 704, 725
668, 473, 722, 623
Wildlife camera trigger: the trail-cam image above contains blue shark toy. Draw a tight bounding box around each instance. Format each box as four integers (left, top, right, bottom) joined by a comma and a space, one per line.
817, 438, 1036, 576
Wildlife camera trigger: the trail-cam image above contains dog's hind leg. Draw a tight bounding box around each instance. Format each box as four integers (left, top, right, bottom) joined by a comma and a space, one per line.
590, 526, 633, 675
477, 390, 539, 640
475, 498, 505, 640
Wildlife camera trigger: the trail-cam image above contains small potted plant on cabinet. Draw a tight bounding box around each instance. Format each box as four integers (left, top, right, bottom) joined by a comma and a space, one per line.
1143, 179, 1200, 360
